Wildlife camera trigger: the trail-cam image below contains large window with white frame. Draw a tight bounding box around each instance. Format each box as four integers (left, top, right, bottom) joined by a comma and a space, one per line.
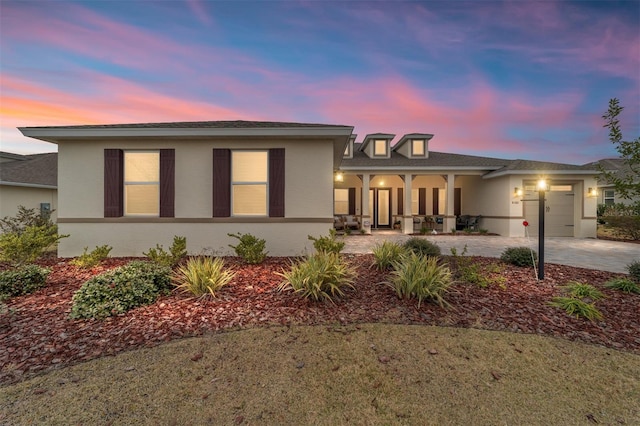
124, 151, 159, 216
411, 139, 425, 156
374, 139, 387, 156
232, 151, 268, 216
604, 189, 615, 205
334, 189, 349, 214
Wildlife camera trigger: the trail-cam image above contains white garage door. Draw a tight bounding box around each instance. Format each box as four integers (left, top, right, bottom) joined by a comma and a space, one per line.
523, 185, 574, 237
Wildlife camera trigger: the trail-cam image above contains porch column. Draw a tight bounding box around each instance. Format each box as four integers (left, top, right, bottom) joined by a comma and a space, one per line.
444, 173, 456, 232
361, 173, 371, 234
402, 174, 413, 234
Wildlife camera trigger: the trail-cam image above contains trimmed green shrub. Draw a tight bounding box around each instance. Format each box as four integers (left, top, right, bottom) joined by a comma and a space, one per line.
0, 205, 53, 234
627, 260, 640, 283
277, 252, 356, 302
70, 261, 171, 319
308, 230, 345, 254
560, 281, 604, 301
0, 225, 68, 266
372, 241, 407, 270
403, 237, 441, 258
604, 277, 640, 294
173, 257, 235, 299
228, 232, 267, 264
144, 236, 187, 268
386, 252, 452, 308
548, 297, 603, 321
70, 245, 112, 269
500, 246, 537, 267
0, 264, 50, 298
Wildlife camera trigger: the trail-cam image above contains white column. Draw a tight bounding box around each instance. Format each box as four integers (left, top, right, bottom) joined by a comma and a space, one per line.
445, 173, 456, 232
361, 174, 371, 234
402, 174, 413, 234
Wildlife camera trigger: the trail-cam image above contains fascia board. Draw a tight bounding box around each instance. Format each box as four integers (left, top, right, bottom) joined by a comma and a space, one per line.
0, 181, 57, 189
483, 169, 599, 179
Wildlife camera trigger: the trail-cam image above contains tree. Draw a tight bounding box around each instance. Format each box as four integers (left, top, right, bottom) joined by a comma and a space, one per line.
598, 98, 640, 200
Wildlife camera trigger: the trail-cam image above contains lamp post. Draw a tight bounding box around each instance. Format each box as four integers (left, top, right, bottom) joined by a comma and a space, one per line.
537, 179, 547, 280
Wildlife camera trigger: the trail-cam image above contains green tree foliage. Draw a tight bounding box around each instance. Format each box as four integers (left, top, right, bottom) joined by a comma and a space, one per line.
598, 98, 640, 200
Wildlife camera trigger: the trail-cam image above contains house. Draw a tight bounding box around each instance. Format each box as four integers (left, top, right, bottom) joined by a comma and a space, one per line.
0, 151, 58, 224
586, 158, 639, 207
18, 120, 599, 257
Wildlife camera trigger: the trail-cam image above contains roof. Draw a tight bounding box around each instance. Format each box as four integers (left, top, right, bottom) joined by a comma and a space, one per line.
20, 120, 351, 130
483, 159, 598, 178
359, 133, 396, 152
0, 153, 57, 188
584, 157, 637, 186
393, 133, 434, 151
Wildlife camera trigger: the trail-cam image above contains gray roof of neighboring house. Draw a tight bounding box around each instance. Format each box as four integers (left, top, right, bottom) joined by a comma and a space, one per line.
584, 158, 637, 185
20, 120, 352, 130
0, 153, 57, 188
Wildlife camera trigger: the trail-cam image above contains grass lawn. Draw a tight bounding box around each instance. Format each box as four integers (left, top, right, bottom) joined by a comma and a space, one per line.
1, 324, 639, 425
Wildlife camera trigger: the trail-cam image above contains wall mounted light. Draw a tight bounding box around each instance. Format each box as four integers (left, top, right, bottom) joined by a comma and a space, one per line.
335, 172, 344, 182
514, 187, 523, 197
588, 187, 597, 197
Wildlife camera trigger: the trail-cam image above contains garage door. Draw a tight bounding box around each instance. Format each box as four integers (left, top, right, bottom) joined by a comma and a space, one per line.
523, 185, 574, 237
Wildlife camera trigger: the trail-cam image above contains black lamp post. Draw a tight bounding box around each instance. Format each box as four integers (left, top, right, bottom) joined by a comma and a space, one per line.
537, 180, 547, 280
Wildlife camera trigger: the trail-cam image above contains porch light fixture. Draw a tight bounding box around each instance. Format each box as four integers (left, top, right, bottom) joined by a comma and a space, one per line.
514, 187, 523, 197
588, 187, 597, 197
335, 172, 344, 182
537, 178, 547, 280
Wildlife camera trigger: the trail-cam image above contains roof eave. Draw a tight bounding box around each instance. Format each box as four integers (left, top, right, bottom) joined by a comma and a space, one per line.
0, 181, 57, 189
483, 169, 599, 179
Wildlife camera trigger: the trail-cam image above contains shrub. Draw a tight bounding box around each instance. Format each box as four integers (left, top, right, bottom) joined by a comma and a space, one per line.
228, 232, 267, 264
627, 260, 640, 283
548, 297, 603, 321
560, 281, 604, 301
500, 246, 537, 267
602, 216, 640, 240
0, 264, 50, 298
277, 252, 356, 302
604, 277, 640, 294
0, 225, 68, 266
308, 230, 345, 254
0, 205, 53, 234
372, 241, 406, 270
403, 237, 441, 258
70, 245, 112, 269
173, 256, 235, 299
70, 261, 171, 319
479, 228, 489, 234
386, 252, 452, 308
144, 235, 187, 268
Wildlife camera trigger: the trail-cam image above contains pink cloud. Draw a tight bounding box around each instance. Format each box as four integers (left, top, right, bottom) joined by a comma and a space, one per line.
185, 0, 214, 26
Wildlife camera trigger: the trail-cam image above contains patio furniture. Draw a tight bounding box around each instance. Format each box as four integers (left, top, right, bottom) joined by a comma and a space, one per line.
334, 216, 345, 230
343, 215, 360, 230
456, 215, 470, 230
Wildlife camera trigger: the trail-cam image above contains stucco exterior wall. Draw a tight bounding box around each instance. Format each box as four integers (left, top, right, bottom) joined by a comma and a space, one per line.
0, 185, 57, 224
56, 138, 335, 256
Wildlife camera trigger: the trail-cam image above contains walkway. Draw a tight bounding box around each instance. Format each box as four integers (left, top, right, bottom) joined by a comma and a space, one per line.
339, 232, 640, 274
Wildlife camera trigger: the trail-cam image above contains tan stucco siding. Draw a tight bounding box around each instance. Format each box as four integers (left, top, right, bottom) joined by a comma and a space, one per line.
0, 185, 57, 223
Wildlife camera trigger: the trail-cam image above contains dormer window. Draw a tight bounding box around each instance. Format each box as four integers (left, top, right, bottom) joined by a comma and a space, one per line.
411, 139, 425, 156
374, 139, 388, 156
344, 144, 351, 157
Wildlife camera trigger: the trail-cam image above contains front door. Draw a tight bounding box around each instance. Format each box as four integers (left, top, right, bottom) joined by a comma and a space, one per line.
369, 188, 391, 228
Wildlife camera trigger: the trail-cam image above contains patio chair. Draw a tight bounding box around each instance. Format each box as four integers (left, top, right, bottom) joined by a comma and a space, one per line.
334, 216, 345, 230
467, 215, 481, 231
456, 215, 470, 230
344, 215, 359, 230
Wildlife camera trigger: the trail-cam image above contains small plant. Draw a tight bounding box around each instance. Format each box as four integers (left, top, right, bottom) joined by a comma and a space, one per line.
344, 227, 352, 236
0, 264, 50, 298
0, 225, 68, 266
500, 246, 537, 267
463, 227, 473, 234
0, 205, 53, 234
627, 260, 640, 283
372, 241, 406, 270
308, 230, 345, 254
403, 237, 441, 258
604, 277, 640, 294
173, 256, 235, 299
70, 261, 171, 319
450, 228, 457, 235
548, 297, 603, 321
479, 228, 489, 234
386, 253, 452, 308
359, 228, 366, 235
144, 236, 187, 268
420, 226, 429, 235
277, 252, 356, 302
228, 232, 267, 264
70, 245, 112, 269
560, 281, 604, 301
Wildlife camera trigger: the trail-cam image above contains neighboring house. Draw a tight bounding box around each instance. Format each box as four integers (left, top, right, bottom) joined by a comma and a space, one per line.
585, 158, 639, 207
0, 151, 57, 224
18, 121, 599, 257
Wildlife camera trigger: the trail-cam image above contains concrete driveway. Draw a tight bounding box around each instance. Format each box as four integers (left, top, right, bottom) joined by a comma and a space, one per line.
339, 232, 640, 274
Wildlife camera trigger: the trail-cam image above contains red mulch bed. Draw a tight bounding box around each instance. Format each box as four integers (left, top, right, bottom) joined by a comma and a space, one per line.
1, 255, 638, 385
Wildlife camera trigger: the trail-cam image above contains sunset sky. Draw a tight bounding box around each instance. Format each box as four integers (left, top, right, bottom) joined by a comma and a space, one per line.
1, 0, 638, 164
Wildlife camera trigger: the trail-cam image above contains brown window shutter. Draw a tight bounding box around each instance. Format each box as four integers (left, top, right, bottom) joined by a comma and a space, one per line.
419, 188, 426, 215
213, 149, 231, 217
159, 149, 175, 217
432, 188, 439, 215
104, 149, 123, 217
454, 188, 461, 217
397, 188, 403, 215
348, 187, 356, 215
269, 148, 285, 217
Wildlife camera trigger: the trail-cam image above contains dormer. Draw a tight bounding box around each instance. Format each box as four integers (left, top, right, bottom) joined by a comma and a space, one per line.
343, 134, 356, 159
393, 133, 434, 159
359, 133, 395, 159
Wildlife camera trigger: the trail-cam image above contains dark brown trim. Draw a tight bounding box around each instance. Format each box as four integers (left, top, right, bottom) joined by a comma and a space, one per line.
419, 188, 426, 215
432, 187, 439, 215
212, 149, 231, 217
454, 187, 461, 217
159, 149, 175, 217
104, 149, 123, 217
348, 187, 356, 215
269, 148, 285, 217
397, 188, 403, 215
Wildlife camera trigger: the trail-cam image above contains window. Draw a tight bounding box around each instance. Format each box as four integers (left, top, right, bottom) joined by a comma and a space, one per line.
344, 143, 351, 157
604, 189, 615, 205
411, 188, 419, 215
411, 140, 425, 156
104, 149, 174, 218
374, 139, 387, 156
232, 151, 268, 216
334, 189, 349, 214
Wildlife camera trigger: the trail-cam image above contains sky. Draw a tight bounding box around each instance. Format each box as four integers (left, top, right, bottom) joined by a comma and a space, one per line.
0, 0, 638, 164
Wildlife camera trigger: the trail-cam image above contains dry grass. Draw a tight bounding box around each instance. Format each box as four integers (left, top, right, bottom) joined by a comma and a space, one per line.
1, 324, 639, 425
